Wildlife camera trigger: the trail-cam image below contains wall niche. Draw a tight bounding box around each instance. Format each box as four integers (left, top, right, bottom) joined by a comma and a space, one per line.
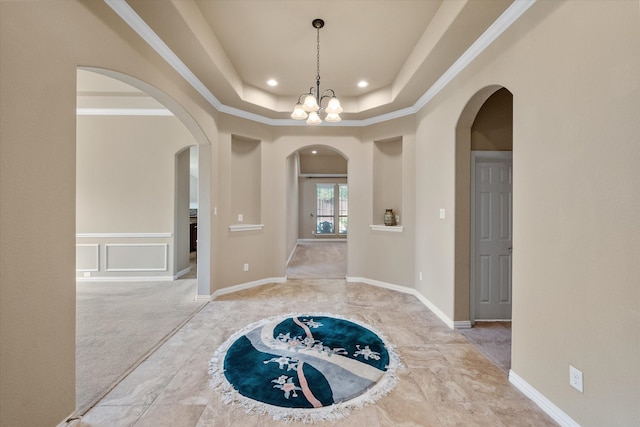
372, 137, 403, 228
231, 135, 261, 226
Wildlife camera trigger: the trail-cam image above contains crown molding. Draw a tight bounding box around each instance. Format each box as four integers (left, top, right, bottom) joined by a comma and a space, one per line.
104, 0, 536, 127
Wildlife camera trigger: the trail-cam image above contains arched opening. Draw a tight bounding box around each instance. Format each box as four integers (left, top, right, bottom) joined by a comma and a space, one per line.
455, 85, 513, 373
75, 68, 213, 413
285, 145, 349, 279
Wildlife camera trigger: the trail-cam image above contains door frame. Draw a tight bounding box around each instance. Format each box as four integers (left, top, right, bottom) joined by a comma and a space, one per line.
470, 150, 513, 323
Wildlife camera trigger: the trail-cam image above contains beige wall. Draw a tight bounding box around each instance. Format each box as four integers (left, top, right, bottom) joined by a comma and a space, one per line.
471, 87, 513, 151
285, 153, 300, 262
1, 1, 638, 426
76, 115, 195, 278
299, 152, 347, 175
1, 1, 219, 424
414, 1, 639, 425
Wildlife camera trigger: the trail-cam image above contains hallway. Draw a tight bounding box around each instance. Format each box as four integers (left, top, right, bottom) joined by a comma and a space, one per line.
73, 280, 556, 427
286, 241, 347, 279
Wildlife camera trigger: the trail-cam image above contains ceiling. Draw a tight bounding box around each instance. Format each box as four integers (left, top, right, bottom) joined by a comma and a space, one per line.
96, 0, 521, 125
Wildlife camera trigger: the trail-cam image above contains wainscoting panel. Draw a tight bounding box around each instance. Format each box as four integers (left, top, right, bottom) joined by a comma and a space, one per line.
76, 244, 99, 271
105, 243, 168, 272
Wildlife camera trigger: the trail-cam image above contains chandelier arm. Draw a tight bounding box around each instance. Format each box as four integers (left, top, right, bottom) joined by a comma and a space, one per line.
320, 89, 336, 99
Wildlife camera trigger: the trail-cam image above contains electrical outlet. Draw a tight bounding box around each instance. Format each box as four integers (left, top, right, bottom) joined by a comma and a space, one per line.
569, 365, 583, 393
243, 263, 249, 272
419, 272, 423, 281
238, 214, 243, 222
439, 208, 446, 219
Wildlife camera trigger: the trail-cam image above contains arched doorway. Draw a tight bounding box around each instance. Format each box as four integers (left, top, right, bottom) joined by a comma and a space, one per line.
75, 68, 213, 412
285, 145, 349, 279
455, 86, 514, 373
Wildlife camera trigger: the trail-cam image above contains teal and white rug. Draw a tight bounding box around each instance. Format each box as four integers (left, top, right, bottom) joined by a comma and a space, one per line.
209, 313, 402, 423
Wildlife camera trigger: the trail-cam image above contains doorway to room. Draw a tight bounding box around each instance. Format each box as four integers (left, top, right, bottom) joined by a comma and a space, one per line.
75, 68, 212, 414
455, 86, 513, 372
286, 146, 348, 279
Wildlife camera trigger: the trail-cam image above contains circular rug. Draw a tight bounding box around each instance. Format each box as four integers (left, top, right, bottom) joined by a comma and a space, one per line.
209, 313, 401, 423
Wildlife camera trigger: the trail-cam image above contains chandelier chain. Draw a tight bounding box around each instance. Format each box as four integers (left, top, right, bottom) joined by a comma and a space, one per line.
316, 25, 321, 84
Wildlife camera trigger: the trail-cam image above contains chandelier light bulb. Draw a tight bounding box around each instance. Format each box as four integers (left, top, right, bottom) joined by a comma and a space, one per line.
325, 97, 343, 114
306, 111, 322, 125
291, 103, 308, 120
324, 112, 341, 123
303, 94, 319, 112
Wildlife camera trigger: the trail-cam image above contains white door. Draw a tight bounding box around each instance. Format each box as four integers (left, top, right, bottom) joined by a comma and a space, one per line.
473, 154, 513, 320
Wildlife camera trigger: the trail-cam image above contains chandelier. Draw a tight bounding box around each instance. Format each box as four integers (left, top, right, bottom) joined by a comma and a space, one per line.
291, 19, 343, 125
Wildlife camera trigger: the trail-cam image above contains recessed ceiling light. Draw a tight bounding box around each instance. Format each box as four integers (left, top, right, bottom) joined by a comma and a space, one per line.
267, 79, 278, 87
357, 80, 369, 88
311, 150, 318, 154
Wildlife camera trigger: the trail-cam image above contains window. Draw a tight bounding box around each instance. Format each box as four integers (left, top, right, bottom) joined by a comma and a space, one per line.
316, 183, 348, 235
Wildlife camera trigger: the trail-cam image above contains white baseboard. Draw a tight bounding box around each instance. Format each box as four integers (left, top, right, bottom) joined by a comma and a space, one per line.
509, 371, 581, 427
286, 245, 297, 267
346, 276, 578, 427
76, 275, 175, 282
195, 294, 212, 302
454, 320, 472, 329
297, 238, 348, 242
345, 276, 455, 329
57, 412, 81, 427
210, 276, 287, 299
173, 266, 191, 279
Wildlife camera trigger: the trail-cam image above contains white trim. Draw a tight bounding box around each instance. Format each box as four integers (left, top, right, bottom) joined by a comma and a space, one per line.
345, 276, 455, 329
105, 243, 168, 272
196, 294, 212, 302
104, 0, 537, 127
76, 275, 175, 282
369, 225, 404, 233
173, 266, 192, 279
413, 0, 536, 113
298, 174, 348, 178
75, 244, 100, 272
454, 321, 472, 329
76, 232, 172, 238
211, 277, 287, 299
297, 238, 348, 242
76, 107, 173, 116
57, 412, 81, 427
286, 244, 297, 267
228, 224, 264, 232
509, 371, 581, 427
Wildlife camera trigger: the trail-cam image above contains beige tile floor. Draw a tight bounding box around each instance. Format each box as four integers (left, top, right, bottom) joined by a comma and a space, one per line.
76, 279, 557, 427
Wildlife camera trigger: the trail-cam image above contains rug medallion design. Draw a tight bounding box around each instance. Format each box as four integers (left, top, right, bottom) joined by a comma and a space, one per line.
209, 313, 401, 422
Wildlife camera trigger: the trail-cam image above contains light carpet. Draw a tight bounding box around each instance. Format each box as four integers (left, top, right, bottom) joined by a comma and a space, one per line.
460, 321, 512, 373
76, 278, 207, 414
286, 241, 346, 279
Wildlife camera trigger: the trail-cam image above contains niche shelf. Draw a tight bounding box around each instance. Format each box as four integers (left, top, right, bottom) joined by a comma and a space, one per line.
369, 224, 404, 233
229, 224, 264, 232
